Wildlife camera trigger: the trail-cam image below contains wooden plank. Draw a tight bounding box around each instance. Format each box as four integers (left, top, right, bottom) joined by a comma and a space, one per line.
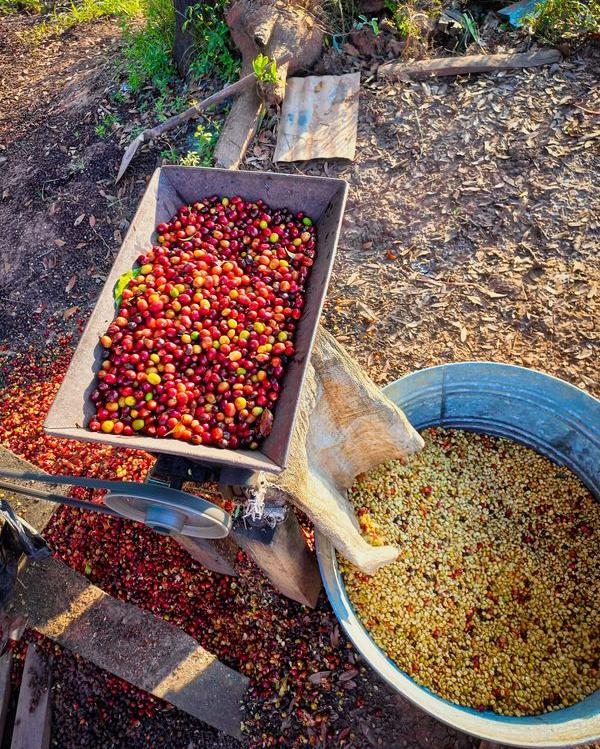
11, 644, 52, 749
0, 446, 60, 532
8, 557, 248, 738
173, 534, 238, 577
378, 49, 562, 81
274, 73, 361, 163
232, 510, 322, 608
0, 651, 12, 742
213, 87, 264, 170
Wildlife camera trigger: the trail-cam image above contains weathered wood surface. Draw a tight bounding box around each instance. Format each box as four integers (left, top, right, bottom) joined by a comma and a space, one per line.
8, 557, 248, 738
274, 73, 361, 163
174, 534, 239, 577
213, 86, 265, 170
378, 49, 562, 81
0, 446, 59, 532
11, 644, 52, 749
0, 651, 12, 742
232, 510, 322, 608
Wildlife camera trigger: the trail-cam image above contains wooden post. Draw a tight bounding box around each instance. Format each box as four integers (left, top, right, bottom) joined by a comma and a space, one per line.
231, 510, 322, 608
11, 644, 52, 749
9, 557, 248, 739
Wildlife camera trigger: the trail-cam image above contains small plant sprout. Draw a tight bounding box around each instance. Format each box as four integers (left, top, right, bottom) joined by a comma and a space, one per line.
95, 112, 119, 138
331, 12, 380, 51
252, 53, 278, 84
355, 14, 380, 34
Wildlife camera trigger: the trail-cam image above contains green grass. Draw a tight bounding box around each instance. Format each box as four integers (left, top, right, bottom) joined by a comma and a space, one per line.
0, 0, 40, 15
122, 0, 175, 93
122, 0, 239, 95
12, 0, 238, 94
20, 0, 143, 42
522, 0, 600, 42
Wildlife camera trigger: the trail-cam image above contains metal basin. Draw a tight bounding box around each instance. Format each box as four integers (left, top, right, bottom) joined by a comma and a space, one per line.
316, 362, 600, 748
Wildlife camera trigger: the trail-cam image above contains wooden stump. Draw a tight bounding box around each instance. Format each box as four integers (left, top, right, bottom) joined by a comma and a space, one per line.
214, 0, 324, 168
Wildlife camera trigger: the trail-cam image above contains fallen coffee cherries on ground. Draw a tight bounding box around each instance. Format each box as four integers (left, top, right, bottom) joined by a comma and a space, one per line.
88, 195, 316, 450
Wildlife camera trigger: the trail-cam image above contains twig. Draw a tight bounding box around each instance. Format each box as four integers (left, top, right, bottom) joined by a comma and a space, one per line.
574, 104, 600, 116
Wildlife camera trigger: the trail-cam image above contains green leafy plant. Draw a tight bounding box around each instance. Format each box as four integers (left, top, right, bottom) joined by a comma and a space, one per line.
113, 267, 141, 309
441, 8, 483, 49
355, 13, 380, 34
185, 121, 220, 165
0, 0, 40, 16
252, 53, 277, 83
95, 111, 119, 137
110, 90, 127, 104
522, 0, 599, 42
179, 151, 201, 166
160, 146, 179, 163
331, 12, 380, 51
182, 0, 239, 82
20, 0, 143, 43
385, 0, 442, 39
122, 0, 175, 94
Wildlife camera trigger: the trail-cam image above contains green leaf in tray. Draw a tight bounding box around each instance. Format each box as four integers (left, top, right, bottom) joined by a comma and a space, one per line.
113, 266, 141, 309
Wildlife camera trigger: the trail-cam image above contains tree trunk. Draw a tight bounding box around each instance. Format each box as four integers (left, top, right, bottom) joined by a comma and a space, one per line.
173, 0, 196, 78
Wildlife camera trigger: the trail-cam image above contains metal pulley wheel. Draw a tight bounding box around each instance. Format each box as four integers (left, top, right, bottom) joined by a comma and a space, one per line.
0, 470, 231, 540
104, 484, 231, 537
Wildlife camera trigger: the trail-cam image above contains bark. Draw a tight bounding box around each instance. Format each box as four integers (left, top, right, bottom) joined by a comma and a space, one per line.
173, 0, 196, 78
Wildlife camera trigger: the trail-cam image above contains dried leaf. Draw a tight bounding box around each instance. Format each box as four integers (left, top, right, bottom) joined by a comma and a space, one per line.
65, 275, 77, 293
460, 327, 468, 342
258, 408, 274, 438
88, 215, 97, 227
63, 305, 79, 320
308, 671, 331, 685
74, 213, 85, 226
53, 238, 66, 247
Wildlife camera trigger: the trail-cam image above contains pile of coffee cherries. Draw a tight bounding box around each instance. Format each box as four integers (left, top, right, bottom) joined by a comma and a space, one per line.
88, 195, 316, 449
